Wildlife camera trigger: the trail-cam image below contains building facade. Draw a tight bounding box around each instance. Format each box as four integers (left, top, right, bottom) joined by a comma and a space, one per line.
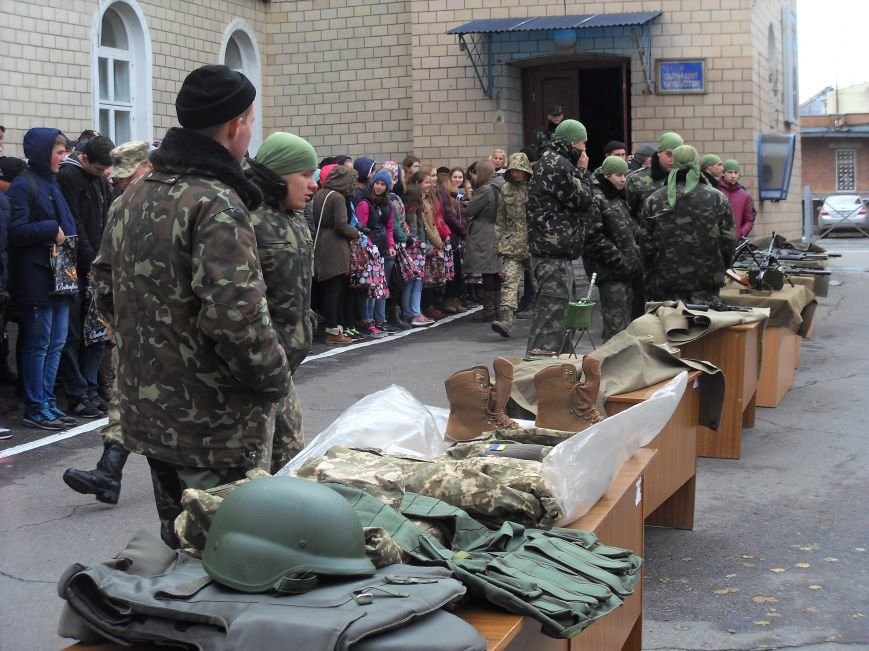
1, 0, 802, 237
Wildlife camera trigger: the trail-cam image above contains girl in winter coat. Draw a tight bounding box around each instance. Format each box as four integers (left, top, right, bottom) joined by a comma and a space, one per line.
311, 165, 361, 344
400, 184, 433, 326
399, 156, 420, 198
356, 169, 396, 337
463, 160, 502, 322
437, 172, 467, 314
414, 165, 451, 320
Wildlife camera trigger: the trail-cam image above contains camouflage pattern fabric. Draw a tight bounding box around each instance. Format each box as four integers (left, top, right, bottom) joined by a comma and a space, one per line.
100, 346, 123, 445
526, 138, 593, 259
527, 257, 576, 354
532, 125, 556, 156
494, 176, 529, 259
624, 165, 665, 223
445, 439, 552, 462
597, 280, 633, 342
499, 258, 524, 311
270, 378, 304, 474
582, 173, 640, 284
640, 181, 737, 301
93, 127, 290, 470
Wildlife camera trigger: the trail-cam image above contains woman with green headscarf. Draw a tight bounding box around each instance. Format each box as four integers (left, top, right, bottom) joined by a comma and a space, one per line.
244, 132, 319, 473
639, 144, 737, 304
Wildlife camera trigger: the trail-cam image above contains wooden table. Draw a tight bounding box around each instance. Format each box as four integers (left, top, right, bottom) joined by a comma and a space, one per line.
676, 322, 761, 459
460, 449, 655, 651
64, 453, 656, 651
606, 373, 700, 529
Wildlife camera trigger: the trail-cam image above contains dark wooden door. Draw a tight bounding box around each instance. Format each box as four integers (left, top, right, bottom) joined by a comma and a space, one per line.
522, 69, 579, 145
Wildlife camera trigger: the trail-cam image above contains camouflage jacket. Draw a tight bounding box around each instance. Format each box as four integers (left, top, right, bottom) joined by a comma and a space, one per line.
246, 161, 314, 373
581, 173, 641, 283
624, 157, 668, 222
532, 122, 558, 156
640, 180, 737, 300
526, 138, 593, 259
495, 178, 529, 259
94, 127, 290, 469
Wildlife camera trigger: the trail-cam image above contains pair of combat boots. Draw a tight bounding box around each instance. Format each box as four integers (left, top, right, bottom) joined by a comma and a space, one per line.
443, 355, 603, 441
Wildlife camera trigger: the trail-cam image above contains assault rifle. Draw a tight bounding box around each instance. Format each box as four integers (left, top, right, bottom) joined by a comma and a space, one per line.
685, 300, 753, 313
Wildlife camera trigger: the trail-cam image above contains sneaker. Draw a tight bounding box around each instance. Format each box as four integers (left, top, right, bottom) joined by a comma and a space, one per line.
411, 315, 434, 327
375, 322, 401, 335
22, 407, 64, 431
345, 327, 366, 341
47, 403, 78, 425
89, 395, 109, 413
365, 323, 388, 339
69, 397, 102, 419
0, 429, 12, 440
424, 306, 445, 320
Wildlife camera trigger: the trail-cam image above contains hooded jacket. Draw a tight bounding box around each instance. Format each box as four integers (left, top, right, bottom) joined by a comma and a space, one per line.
312, 165, 361, 281
582, 173, 640, 283
92, 127, 289, 469
719, 180, 755, 238
495, 173, 530, 259
57, 152, 113, 277
526, 137, 593, 259
6, 127, 78, 306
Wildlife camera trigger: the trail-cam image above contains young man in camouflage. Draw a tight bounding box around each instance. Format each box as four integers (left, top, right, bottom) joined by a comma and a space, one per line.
624, 131, 684, 315
245, 132, 319, 473
491, 152, 533, 338
582, 156, 640, 341
62, 141, 152, 504
640, 145, 737, 303
93, 65, 290, 547
525, 119, 594, 356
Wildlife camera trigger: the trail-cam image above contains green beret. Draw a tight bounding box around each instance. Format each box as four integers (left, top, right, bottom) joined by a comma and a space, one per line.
554, 119, 588, 143
254, 132, 318, 176
723, 159, 740, 172
700, 154, 721, 170
601, 156, 629, 175
657, 131, 684, 151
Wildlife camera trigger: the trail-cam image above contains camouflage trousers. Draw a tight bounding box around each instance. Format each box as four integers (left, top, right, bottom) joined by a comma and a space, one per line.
527, 256, 576, 354
101, 346, 123, 445
148, 458, 249, 549
598, 279, 633, 342
499, 257, 529, 311
267, 377, 304, 474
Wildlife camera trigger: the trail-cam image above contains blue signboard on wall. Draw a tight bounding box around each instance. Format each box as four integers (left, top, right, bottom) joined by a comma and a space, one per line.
656, 59, 706, 94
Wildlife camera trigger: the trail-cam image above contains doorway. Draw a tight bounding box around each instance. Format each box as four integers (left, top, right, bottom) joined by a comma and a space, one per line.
522, 59, 630, 171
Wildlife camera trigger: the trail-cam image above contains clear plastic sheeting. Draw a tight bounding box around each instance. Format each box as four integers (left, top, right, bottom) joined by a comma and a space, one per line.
543, 372, 687, 526
277, 385, 451, 476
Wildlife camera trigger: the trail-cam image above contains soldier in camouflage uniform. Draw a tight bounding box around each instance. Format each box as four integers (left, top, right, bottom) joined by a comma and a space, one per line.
531, 104, 564, 159
624, 132, 684, 316
491, 152, 532, 338
525, 120, 594, 356
62, 141, 153, 505
640, 145, 737, 303
582, 156, 641, 341
93, 65, 290, 547
246, 132, 320, 473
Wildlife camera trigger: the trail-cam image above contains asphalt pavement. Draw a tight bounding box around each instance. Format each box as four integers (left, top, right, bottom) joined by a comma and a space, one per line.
1, 238, 867, 650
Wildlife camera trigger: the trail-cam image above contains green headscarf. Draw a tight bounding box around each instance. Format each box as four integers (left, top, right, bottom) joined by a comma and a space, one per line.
700, 154, 721, 170
254, 132, 318, 175
667, 145, 701, 208
601, 156, 629, 175
723, 159, 740, 172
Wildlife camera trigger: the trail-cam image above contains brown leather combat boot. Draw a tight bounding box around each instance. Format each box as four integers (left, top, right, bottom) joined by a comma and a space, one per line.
489, 357, 521, 431
534, 354, 605, 432
445, 365, 493, 441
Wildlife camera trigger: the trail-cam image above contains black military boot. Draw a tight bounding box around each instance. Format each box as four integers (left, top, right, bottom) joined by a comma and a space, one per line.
63, 441, 130, 505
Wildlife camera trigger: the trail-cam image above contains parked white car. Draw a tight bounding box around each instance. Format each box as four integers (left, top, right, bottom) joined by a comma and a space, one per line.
818, 194, 868, 231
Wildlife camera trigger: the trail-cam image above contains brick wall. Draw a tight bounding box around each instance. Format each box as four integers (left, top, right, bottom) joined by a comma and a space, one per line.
802, 139, 869, 196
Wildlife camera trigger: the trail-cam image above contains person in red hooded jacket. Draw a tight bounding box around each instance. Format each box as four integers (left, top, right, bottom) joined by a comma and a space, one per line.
719, 159, 756, 238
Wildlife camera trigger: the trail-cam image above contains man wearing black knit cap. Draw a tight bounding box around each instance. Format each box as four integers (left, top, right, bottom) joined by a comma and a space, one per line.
92, 64, 290, 547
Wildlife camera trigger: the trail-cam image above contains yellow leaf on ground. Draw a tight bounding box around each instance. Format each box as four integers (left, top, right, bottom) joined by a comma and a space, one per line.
823, 557, 839, 562
725, 573, 737, 578
752, 596, 778, 604
809, 585, 823, 590
754, 620, 770, 626
713, 587, 740, 595
805, 607, 820, 614
769, 568, 786, 573
741, 554, 756, 559
795, 562, 811, 568
855, 548, 866, 552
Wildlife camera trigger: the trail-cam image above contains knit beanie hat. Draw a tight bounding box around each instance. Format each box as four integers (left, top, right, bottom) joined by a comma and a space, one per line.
176, 65, 256, 129
603, 140, 627, 154
601, 156, 629, 175
667, 145, 701, 208
371, 169, 393, 192
700, 154, 721, 170
254, 132, 318, 176
657, 131, 684, 152
724, 159, 740, 172
554, 119, 588, 143
353, 157, 376, 182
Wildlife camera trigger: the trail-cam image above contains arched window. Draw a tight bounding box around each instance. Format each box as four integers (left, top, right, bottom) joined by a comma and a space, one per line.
93, 0, 152, 144
220, 21, 263, 154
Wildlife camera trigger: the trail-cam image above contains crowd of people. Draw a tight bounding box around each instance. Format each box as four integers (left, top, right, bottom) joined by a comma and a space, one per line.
0, 65, 757, 543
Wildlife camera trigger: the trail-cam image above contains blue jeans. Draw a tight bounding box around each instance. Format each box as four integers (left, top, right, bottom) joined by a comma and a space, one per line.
373, 257, 394, 324
401, 277, 423, 318
59, 287, 107, 401
20, 302, 70, 412
357, 292, 374, 322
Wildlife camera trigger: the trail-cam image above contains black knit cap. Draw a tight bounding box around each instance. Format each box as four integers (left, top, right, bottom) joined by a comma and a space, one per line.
175, 64, 256, 129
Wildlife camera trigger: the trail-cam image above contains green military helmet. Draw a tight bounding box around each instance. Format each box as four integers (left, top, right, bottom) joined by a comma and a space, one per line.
202, 476, 376, 594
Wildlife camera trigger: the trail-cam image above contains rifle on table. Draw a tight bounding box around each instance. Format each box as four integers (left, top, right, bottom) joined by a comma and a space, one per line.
686, 299, 754, 313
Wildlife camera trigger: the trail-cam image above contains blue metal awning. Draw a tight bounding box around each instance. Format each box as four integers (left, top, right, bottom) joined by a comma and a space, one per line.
447, 12, 662, 98
446, 12, 662, 35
